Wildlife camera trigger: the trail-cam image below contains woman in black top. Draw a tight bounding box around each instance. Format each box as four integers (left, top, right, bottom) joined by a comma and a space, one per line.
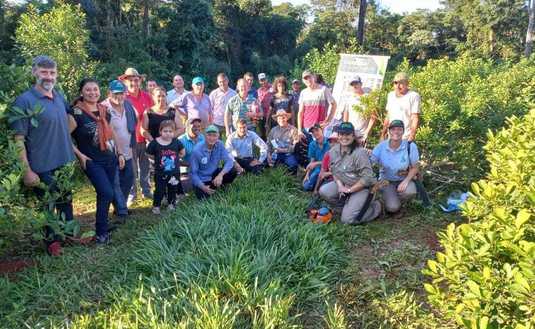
266, 76, 294, 134
68, 78, 124, 244
141, 86, 185, 141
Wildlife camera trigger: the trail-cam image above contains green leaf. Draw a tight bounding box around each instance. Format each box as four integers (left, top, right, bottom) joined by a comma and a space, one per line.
514, 210, 531, 229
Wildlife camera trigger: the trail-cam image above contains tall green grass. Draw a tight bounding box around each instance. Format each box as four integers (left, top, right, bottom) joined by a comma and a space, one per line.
0, 169, 345, 328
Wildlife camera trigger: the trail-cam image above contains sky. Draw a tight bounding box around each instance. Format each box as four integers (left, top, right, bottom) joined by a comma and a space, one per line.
271, 0, 443, 14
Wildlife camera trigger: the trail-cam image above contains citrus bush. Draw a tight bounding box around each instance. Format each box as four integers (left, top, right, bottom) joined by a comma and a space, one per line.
423, 109, 535, 328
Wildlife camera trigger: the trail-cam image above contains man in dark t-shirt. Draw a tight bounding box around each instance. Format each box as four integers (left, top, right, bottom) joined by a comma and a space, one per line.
10, 55, 76, 255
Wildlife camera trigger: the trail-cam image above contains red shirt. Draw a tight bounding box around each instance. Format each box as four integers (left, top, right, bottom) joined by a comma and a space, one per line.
321, 152, 331, 171
126, 90, 153, 143
257, 84, 273, 119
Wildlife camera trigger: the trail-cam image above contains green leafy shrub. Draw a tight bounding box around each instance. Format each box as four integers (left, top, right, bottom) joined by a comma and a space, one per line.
15, 2, 96, 99
423, 109, 535, 328
361, 55, 535, 186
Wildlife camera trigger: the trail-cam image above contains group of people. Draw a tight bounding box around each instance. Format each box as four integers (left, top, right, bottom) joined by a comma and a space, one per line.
11, 55, 422, 255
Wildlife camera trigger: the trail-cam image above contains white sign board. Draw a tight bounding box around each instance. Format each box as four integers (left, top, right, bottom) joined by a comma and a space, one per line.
332, 54, 390, 106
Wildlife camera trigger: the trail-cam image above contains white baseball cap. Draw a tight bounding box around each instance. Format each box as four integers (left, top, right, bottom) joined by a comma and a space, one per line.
258, 73, 267, 80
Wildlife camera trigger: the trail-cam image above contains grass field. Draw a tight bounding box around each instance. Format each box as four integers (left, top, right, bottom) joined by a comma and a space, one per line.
0, 169, 460, 328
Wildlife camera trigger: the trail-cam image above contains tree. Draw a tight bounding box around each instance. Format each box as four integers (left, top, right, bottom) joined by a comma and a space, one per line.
15, 2, 96, 98
356, 0, 367, 45
526, 0, 534, 57
444, 0, 528, 59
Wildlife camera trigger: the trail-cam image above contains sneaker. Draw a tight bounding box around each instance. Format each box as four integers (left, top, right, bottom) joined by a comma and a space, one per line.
95, 234, 110, 245
127, 195, 136, 207
152, 207, 161, 215
47, 241, 62, 256
167, 204, 175, 211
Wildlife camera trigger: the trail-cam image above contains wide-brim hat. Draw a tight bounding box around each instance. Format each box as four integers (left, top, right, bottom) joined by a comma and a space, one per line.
118, 67, 146, 81
272, 109, 292, 120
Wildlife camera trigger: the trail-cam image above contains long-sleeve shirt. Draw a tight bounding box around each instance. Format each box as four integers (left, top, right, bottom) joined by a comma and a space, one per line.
267, 124, 299, 154
190, 140, 234, 188
225, 130, 268, 162
329, 144, 376, 187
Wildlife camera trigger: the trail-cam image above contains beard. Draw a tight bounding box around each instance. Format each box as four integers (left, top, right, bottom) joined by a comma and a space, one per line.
37, 78, 56, 92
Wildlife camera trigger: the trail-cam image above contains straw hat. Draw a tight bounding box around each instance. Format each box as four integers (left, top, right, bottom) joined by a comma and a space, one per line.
118, 67, 146, 81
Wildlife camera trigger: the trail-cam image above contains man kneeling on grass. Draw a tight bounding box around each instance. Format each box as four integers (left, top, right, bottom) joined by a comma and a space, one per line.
190, 125, 237, 199
226, 119, 268, 175
267, 109, 299, 174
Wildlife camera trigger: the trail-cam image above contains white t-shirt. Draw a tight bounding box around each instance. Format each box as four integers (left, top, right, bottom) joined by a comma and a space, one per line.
386, 90, 421, 139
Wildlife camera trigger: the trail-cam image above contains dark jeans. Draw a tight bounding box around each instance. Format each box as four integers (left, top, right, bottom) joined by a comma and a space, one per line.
36, 166, 74, 242
303, 166, 321, 191
85, 158, 117, 237
112, 159, 134, 215
131, 142, 151, 197
236, 157, 264, 175
273, 152, 298, 174
153, 172, 183, 207
194, 167, 237, 199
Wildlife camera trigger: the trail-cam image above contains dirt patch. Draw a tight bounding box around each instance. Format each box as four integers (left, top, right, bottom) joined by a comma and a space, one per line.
0, 259, 36, 276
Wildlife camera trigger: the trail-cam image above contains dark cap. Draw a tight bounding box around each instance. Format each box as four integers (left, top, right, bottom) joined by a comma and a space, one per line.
309, 123, 322, 132
335, 122, 355, 134
388, 120, 404, 130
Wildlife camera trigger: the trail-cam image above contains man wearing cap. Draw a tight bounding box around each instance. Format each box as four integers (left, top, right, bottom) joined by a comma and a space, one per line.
209, 73, 237, 135
382, 72, 421, 141
101, 80, 138, 210
175, 76, 212, 128
257, 73, 272, 139
167, 74, 189, 105
119, 67, 153, 201
267, 109, 300, 174
224, 78, 262, 136
371, 119, 419, 215
303, 124, 330, 191
298, 71, 336, 137
189, 125, 237, 199
328, 76, 376, 142
178, 117, 205, 165
226, 119, 268, 175
289, 79, 301, 126
10, 55, 76, 255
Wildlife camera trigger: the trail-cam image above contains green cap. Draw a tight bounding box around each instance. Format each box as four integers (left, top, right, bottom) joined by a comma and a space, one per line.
388, 120, 404, 130
205, 124, 219, 134
335, 122, 355, 134
192, 76, 204, 85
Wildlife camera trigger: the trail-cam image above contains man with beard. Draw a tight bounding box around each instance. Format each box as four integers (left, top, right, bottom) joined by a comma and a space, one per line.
10, 55, 76, 255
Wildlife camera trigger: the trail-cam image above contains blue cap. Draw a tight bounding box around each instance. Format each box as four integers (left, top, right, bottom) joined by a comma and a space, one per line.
109, 80, 126, 93
192, 76, 204, 85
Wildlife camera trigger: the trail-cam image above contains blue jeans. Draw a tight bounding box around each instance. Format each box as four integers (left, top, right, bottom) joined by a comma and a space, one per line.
274, 153, 298, 174
303, 166, 321, 191
113, 159, 134, 215
85, 158, 117, 236
37, 166, 74, 242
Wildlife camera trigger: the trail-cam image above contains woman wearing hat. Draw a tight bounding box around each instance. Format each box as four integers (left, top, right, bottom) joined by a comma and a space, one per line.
267, 109, 300, 174
371, 119, 419, 215
175, 76, 212, 128
141, 86, 185, 142
318, 122, 382, 224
